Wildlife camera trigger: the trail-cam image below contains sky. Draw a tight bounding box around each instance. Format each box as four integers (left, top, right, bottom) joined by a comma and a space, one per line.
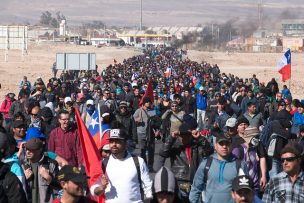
1, 0, 304, 27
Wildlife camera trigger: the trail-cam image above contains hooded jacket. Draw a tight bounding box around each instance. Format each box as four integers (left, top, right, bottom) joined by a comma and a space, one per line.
269, 120, 295, 159
189, 153, 248, 203
160, 135, 213, 183
115, 110, 137, 141
0, 96, 13, 119
3, 154, 27, 195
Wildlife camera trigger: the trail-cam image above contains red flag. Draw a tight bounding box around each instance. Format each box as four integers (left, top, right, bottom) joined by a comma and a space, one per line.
138, 80, 154, 106
75, 108, 105, 203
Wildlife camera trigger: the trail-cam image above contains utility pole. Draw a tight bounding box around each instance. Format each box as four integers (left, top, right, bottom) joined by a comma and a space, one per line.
258, 0, 263, 29
140, 0, 143, 31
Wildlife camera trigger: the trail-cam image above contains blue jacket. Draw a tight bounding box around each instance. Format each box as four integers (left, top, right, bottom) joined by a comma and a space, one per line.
293, 111, 304, 126
196, 93, 207, 110
189, 153, 248, 203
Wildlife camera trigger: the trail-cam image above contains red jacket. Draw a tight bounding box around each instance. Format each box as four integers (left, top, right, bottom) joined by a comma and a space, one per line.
0, 96, 13, 119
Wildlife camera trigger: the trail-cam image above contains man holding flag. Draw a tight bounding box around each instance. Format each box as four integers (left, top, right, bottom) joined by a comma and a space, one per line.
277, 49, 291, 82
91, 128, 153, 203
75, 107, 108, 203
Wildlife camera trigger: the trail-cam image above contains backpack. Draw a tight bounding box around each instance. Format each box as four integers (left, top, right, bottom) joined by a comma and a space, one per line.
267, 133, 287, 157
202, 156, 242, 187
260, 121, 273, 147
102, 154, 144, 200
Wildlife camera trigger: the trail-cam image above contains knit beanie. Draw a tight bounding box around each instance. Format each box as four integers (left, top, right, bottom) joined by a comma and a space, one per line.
153, 166, 177, 194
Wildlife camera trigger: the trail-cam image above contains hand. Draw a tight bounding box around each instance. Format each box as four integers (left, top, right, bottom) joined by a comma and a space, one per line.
94, 175, 109, 196
171, 131, 180, 138
191, 130, 200, 138
17, 142, 26, 158
154, 129, 161, 137
39, 166, 51, 182
101, 174, 108, 189
24, 168, 33, 180
260, 176, 267, 189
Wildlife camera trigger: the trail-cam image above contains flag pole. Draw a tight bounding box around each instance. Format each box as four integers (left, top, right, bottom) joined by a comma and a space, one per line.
97, 103, 103, 141
289, 48, 291, 92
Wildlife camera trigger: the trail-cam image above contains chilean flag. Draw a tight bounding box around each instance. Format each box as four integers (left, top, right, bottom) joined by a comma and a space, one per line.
88, 105, 102, 149
277, 49, 291, 82
75, 108, 105, 203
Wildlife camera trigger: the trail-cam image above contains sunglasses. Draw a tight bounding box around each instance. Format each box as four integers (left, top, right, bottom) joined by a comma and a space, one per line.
281, 156, 299, 163
31, 113, 38, 117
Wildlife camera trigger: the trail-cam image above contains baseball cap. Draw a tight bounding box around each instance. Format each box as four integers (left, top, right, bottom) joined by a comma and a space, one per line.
102, 144, 110, 151
153, 166, 176, 194
225, 118, 237, 128
12, 120, 27, 128
57, 165, 88, 184
236, 116, 250, 127
108, 129, 127, 140
25, 138, 43, 150
199, 86, 205, 91
119, 101, 128, 107
86, 100, 94, 106
215, 132, 232, 143
64, 97, 72, 103
232, 175, 254, 192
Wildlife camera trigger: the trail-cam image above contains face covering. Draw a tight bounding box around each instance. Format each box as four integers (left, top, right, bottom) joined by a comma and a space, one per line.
87, 107, 95, 116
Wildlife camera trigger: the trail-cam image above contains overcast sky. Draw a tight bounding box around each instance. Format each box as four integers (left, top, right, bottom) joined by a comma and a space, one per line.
1, 0, 303, 27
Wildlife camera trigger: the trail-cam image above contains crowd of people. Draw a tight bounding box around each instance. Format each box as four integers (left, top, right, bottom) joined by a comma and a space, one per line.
0, 46, 304, 203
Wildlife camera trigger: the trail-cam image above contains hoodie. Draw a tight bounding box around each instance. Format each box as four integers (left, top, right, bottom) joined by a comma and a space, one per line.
3, 153, 27, 195
0, 96, 13, 119
189, 153, 248, 203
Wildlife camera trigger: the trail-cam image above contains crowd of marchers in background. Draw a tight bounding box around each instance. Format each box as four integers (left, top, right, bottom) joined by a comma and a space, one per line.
0, 46, 304, 203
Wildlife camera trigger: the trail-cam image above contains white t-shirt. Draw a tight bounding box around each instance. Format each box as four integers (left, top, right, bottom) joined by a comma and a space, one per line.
90, 153, 152, 203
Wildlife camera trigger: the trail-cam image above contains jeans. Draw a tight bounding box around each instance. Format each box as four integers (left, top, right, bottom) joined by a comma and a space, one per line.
269, 158, 282, 178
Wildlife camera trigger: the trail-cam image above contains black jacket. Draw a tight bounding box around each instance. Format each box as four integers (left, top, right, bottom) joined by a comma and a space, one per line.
0, 162, 27, 203
182, 96, 196, 115
160, 135, 213, 183
115, 111, 137, 141
270, 120, 295, 159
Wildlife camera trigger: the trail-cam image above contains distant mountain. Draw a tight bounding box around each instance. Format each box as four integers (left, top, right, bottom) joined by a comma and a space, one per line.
1, 0, 304, 28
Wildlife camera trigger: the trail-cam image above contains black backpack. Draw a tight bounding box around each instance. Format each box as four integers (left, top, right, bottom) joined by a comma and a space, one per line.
203, 156, 241, 187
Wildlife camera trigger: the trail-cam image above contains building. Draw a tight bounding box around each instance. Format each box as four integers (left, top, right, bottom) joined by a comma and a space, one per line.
282, 19, 304, 37
282, 37, 304, 51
